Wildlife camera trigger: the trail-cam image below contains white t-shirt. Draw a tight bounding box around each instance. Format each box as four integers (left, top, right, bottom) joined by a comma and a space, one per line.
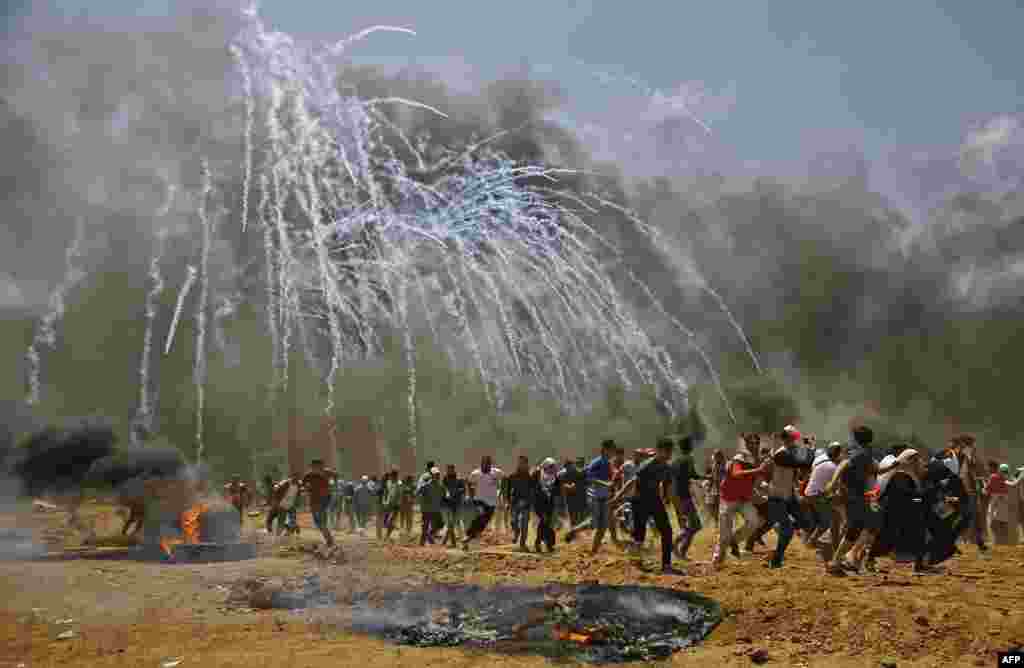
280, 482, 299, 509
470, 467, 504, 507
876, 454, 898, 494
805, 459, 838, 497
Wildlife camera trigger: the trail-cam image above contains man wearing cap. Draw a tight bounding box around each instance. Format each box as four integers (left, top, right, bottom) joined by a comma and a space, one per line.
418, 467, 446, 546
711, 434, 771, 570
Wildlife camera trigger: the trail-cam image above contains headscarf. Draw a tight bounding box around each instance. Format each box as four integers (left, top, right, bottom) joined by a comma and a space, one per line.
894, 448, 921, 483
539, 457, 558, 496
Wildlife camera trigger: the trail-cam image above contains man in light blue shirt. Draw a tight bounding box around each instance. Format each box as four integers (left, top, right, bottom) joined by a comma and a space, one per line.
564, 440, 616, 555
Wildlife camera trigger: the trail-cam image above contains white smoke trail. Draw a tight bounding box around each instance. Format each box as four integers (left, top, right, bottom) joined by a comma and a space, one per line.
133, 229, 167, 442
231, 43, 255, 233
194, 157, 215, 465
259, 171, 282, 400
26, 216, 88, 406
398, 280, 418, 456
164, 265, 198, 356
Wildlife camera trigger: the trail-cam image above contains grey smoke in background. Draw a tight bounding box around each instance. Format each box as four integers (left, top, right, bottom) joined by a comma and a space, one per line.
0, 0, 1021, 470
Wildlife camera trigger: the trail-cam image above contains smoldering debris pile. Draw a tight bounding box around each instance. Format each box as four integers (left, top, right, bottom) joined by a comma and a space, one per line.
350, 584, 722, 663
0, 528, 46, 561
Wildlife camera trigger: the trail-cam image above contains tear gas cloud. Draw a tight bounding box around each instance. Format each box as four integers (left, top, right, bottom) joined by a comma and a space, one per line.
0, 1, 1022, 475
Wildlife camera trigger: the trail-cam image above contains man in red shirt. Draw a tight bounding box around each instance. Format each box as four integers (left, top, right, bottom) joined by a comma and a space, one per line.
712, 435, 771, 571
301, 459, 339, 550
223, 475, 251, 525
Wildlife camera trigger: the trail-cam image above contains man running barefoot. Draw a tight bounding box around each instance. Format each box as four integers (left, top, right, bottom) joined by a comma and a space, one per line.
671, 435, 706, 560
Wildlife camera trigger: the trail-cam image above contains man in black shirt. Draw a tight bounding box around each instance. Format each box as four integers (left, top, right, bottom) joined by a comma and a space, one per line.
826, 425, 897, 575
508, 455, 535, 550
560, 459, 587, 526
611, 438, 681, 575
442, 464, 466, 547
672, 435, 706, 560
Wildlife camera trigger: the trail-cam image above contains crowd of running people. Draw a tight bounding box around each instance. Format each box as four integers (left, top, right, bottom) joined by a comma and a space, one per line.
233, 426, 1023, 575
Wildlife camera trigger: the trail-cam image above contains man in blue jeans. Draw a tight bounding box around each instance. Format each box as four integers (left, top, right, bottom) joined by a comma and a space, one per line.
565, 440, 616, 556
758, 429, 808, 569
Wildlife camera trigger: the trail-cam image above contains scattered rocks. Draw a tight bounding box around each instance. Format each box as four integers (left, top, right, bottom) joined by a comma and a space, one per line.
749, 647, 770, 664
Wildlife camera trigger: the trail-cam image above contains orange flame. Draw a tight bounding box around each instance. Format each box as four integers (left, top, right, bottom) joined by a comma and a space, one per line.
553, 625, 592, 644
158, 502, 209, 560
181, 502, 208, 544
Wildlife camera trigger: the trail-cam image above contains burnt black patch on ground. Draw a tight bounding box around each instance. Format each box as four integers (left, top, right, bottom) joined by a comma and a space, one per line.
351, 583, 722, 663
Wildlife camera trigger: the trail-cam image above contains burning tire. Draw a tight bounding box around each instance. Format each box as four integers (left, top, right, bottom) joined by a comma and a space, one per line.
199, 506, 241, 543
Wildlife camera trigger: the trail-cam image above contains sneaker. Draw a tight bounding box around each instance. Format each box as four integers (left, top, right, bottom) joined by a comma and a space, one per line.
825, 563, 847, 577
767, 557, 783, 569
661, 566, 684, 576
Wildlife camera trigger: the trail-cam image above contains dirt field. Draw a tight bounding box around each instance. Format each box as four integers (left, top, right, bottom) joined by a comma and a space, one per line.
2, 502, 1023, 668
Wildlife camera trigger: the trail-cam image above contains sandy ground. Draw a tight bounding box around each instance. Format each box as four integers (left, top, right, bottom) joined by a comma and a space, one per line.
2, 501, 1023, 668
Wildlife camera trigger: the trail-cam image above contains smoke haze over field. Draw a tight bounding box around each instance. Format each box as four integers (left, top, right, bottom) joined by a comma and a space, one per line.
1, 1, 1022, 474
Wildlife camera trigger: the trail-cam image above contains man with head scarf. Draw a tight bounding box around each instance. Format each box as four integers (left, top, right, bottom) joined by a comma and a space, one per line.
986, 463, 1013, 545
352, 476, 372, 534
531, 457, 562, 552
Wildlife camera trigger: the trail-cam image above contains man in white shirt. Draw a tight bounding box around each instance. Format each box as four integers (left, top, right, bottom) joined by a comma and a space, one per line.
803, 442, 842, 547
462, 455, 504, 551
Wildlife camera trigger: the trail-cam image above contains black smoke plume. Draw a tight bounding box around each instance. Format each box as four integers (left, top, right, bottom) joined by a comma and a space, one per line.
7, 419, 117, 497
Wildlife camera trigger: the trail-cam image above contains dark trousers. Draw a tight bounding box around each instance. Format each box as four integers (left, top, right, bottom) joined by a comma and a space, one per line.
535, 509, 556, 549
467, 502, 496, 540
633, 497, 673, 568
759, 496, 797, 563
421, 511, 442, 544
568, 497, 587, 526
266, 507, 281, 533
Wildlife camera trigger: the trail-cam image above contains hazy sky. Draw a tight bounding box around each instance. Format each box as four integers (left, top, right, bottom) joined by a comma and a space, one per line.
6, 0, 1022, 164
